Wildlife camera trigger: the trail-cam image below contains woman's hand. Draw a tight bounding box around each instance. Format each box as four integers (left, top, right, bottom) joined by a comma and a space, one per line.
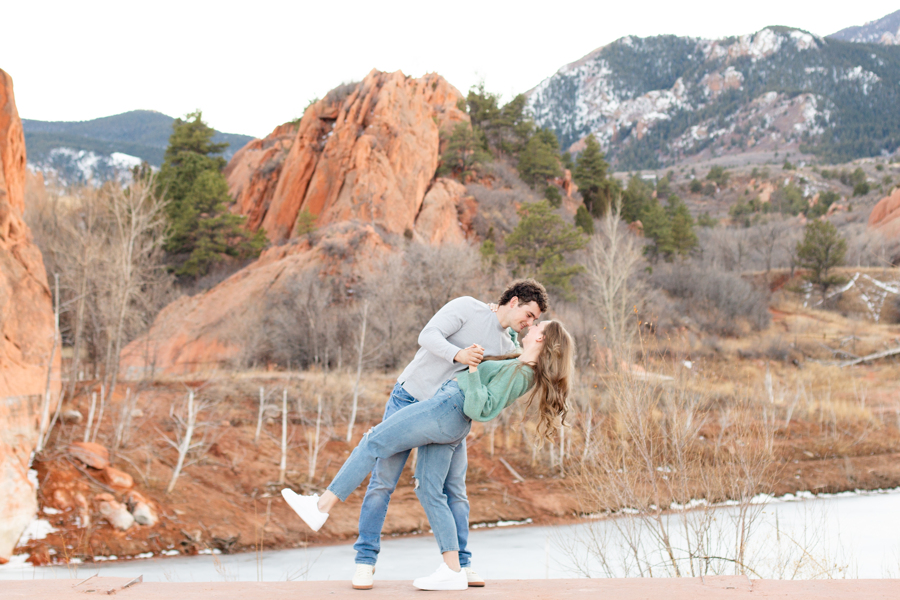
454, 344, 484, 367
468, 364, 478, 373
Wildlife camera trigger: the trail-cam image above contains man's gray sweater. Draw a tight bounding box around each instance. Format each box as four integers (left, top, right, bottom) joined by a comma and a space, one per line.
398, 296, 517, 402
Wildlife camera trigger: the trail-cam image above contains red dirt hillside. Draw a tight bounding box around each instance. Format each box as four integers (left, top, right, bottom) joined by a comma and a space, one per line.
0, 67, 60, 563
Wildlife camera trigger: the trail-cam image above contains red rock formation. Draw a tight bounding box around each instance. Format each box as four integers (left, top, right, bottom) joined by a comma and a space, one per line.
120, 223, 391, 376
868, 187, 900, 239
227, 70, 469, 244
414, 178, 476, 245
0, 68, 59, 563
121, 71, 474, 376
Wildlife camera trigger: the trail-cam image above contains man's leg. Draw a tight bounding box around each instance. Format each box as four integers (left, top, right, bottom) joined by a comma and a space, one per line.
414, 442, 461, 559
444, 439, 471, 568
352, 383, 416, 566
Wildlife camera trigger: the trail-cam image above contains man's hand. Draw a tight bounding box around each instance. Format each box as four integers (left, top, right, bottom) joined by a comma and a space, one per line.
454, 344, 484, 367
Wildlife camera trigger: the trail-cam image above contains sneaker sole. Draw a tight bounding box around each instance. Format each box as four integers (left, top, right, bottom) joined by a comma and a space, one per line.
351, 583, 373, 590
468, 582, 485, 587
413, 582, 468, 591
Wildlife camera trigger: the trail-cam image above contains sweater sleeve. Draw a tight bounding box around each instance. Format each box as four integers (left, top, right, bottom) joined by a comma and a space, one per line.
460, 365, 532, 422
417, 297, 477, 364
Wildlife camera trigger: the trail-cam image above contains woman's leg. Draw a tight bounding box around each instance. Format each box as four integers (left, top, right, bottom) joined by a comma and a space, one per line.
323, 382, 469, 509
415, 441, 465, 571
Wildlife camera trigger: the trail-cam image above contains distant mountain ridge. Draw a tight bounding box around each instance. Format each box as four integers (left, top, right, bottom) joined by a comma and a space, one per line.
23, 110, 253, 183
829, 10, 900, 45
527, 26, 900, 169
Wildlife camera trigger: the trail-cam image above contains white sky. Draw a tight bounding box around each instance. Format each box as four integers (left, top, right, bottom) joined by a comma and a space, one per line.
2, 1, 898, 138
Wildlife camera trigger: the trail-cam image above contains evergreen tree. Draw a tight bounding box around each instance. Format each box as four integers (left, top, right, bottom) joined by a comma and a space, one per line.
439, 123, 491, 180
498, 94, 534, 155
156, 111, 265, 278
466, 83, 502, 152
621, 174, 654, 223
575, 205, 595, 235
796, 220, 847, 303
639, 198, 673, 261
574, 134, 619, 217
504, 200, 586, 297
517, 129, 562, 188
665, 195, 698, 257
561, 151, 574, 172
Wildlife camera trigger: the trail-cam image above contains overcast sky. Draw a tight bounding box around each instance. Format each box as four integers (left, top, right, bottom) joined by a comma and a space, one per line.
2, 2, 898, 138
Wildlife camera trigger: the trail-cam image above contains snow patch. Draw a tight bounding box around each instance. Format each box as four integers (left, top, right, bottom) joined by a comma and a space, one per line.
790, 30, 817, 51
17, 518, 56, 545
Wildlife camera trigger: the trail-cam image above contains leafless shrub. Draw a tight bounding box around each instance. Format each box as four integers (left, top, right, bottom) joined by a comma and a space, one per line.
568, 372, 775, 577
651, 264, 770, 335
467, 162, 541, 240
23, 178, 174, 400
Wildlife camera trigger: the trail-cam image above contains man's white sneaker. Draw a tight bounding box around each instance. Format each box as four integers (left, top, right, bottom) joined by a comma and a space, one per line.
463, 567, 485, 587
413, 563, 468, 591
352, 564, 375, 590
281, 489, 328, 532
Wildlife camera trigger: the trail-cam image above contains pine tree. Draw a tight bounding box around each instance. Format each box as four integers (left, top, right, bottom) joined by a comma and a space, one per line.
504, 200, 586, 297
640, 198, 673, 261
621, 174, 653, 223
666, 195, 698, 257
574, 134, 619, 217
575, 205, 595, 235
517, 129, 562, 188
156, 111, 265, 278
796, 220, 847, 303
440, 123, 491, 180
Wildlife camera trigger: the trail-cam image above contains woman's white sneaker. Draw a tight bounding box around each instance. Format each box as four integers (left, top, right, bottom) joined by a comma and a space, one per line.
463, 567, 485, 587
413, 563, 468, 591
280, 489, 329, 532
352, 564, 375, 590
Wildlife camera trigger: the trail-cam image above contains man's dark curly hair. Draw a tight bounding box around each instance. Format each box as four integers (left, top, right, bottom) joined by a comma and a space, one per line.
498, 279, 549, 313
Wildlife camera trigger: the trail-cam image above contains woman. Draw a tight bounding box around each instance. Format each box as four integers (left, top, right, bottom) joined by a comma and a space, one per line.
282, 320, 574, 590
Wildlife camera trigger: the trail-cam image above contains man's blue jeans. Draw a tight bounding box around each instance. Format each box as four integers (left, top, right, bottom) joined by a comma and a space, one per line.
349, 382, 471, 567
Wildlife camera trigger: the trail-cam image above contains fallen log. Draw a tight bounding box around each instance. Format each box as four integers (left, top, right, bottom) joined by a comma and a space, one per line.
839, 346, 900, 368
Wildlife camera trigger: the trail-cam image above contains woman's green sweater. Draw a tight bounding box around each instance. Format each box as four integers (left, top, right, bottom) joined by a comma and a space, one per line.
457, 358, 534, 422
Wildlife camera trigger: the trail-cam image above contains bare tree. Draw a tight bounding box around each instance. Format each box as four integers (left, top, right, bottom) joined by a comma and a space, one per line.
346, 300, 368, 442
98, 177, 167, 412
161, 388, 210, 494
279, 389, 288, 485
583, 201, 646, 363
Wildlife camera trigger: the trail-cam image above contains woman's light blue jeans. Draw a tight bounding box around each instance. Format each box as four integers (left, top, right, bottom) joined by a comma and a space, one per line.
328, 380, 471, 557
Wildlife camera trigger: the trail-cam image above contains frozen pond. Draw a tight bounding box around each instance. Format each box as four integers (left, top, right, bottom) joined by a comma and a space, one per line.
2, 488, 899, 582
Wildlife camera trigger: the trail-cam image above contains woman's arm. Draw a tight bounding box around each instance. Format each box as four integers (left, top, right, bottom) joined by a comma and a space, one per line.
459, 365, 531, 422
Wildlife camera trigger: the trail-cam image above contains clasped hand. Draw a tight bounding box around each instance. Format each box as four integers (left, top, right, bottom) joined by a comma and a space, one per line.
454, 344, 484, 368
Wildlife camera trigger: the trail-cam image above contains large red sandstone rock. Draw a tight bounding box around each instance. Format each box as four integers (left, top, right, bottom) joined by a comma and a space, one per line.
868, 187, 900, 240
122, 71, 475, 376
227, 70, 469, 244
414, 178, 477, 245
0, 68, 59, 563
67, 441, 110, 469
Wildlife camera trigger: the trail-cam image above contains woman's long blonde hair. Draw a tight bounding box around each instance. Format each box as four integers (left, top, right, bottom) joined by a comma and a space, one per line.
484, 320, 575, 445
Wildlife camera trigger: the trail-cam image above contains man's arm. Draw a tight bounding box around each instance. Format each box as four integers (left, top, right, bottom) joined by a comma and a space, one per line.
417, 297, 484, 366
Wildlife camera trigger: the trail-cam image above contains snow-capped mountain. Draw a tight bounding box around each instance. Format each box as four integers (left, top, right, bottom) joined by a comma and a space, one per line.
830, 9, 900, 45
527, 26, 900, 169
23, 110, 253, 184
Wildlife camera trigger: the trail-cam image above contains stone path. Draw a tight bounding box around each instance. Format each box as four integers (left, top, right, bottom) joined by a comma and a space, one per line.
3, 576, 898, 599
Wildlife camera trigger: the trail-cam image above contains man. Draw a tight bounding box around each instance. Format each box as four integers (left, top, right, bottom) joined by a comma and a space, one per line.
350, 279, 548, 590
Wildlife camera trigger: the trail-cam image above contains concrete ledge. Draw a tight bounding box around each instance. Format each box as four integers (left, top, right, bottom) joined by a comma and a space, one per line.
1, 576, 898, 599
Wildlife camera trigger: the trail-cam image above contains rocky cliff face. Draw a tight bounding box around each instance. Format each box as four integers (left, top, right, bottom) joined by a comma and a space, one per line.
121, 70, 475, 375
226, 69, 468, 244
868, 187, 900, 240
0, 68, 59, 563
